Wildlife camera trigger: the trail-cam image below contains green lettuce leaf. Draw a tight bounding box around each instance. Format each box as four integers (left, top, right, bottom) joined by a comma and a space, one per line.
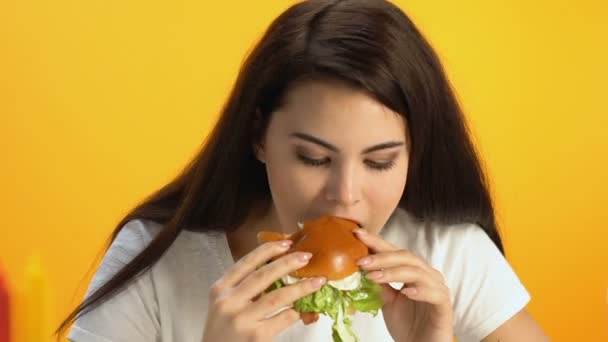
345, 274, 384, 315
268, 273, 384, 342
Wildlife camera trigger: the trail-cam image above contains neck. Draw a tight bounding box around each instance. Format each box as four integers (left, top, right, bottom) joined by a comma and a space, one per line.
226, 200, 294, 262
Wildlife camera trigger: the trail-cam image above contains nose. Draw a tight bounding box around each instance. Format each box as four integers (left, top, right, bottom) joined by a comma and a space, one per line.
324, 163, 361, 206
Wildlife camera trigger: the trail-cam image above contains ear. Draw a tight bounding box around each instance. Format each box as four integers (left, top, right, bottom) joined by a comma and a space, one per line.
253, 142, 266, 164
253, 107, 266, 164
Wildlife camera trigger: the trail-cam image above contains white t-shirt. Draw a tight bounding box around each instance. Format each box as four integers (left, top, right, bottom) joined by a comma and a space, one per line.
68, 208, 530, 342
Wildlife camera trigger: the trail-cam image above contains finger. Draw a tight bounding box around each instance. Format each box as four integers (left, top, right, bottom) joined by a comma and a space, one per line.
259, 308, 302, 338
217, 240, 292, 289
366, 265, 435, 289
353, 228, 399, 253
233, 251, 313, 302
357, 250, 427, 272
246, 276, 327, 321
400, 282, 453, 317
357, 251, 442, 282
367, 266, 450, 312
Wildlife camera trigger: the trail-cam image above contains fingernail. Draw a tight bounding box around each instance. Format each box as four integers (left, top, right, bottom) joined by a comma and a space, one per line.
367, 271, 383, 280
297, 252, 313, 262
311, 277, 326, 288
279, 240, 293, 248
357, 257, 372, 266
354, 228, 368, 236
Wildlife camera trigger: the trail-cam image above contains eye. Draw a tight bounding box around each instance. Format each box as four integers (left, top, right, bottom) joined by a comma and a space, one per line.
296, 153, 330, 167
296, 152, 397, 171
365, 160, 395, 171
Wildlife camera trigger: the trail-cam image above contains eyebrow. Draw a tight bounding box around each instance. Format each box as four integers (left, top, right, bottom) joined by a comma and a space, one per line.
289, 132, 405, 154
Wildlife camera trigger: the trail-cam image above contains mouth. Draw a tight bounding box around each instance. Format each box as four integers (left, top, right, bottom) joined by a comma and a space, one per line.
335, 216, 363, 228
297, 216, 363, 229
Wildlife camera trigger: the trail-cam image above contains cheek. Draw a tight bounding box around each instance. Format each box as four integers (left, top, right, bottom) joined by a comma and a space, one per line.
366, 174, 405, 209
366, 164, 408, 233
266, 159, 325, 213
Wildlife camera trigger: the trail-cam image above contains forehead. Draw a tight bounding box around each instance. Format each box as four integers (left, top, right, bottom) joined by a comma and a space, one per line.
271, 79, 408, 142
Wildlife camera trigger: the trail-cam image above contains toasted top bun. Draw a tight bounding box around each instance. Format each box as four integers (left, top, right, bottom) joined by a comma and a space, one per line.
257, 216, 369, 280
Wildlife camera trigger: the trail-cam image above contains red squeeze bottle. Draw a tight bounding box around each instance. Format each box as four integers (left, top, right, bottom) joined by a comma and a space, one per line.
0, 263, 10, 342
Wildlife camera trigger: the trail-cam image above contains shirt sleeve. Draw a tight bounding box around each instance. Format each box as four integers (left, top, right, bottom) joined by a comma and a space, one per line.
439, 224, 531, 342
67, 220, 161, 342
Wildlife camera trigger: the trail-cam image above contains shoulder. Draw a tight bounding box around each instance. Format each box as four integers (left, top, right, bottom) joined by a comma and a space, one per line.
380, 207, 490, 262
69, 220, 228, 341
111, 218, 220, 258
111, 218, 163, 251
96, 218, 225, 289
120, 220, 231, 287
381, 207, 524, 292
381, 208, 531, 342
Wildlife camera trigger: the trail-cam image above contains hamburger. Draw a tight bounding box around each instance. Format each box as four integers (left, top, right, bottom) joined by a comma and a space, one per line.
258, 216, 384, 342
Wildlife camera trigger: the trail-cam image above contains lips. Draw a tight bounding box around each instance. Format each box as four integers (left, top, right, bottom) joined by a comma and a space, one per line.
298, 216, 363, 229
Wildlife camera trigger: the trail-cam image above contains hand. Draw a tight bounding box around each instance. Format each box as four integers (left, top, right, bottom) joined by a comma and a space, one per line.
202, 240, 327, 342
354, 229, 454, 342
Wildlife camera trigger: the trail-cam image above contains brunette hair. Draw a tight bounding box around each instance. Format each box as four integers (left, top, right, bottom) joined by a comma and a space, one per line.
57, 0, 502, 337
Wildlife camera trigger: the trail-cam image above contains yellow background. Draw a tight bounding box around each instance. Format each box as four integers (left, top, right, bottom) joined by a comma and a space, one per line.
1, 0, 606, 341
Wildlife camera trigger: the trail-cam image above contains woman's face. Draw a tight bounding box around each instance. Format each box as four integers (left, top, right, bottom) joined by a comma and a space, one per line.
258, 79, 409, 235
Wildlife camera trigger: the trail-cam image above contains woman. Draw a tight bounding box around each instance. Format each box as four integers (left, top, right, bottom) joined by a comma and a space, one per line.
57, 0, 549, 341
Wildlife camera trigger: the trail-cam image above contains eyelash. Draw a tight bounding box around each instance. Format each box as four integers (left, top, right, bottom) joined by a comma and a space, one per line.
296, 154, 395, 172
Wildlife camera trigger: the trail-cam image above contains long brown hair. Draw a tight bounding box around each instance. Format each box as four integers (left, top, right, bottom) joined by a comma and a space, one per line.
56, 0, 502, 337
